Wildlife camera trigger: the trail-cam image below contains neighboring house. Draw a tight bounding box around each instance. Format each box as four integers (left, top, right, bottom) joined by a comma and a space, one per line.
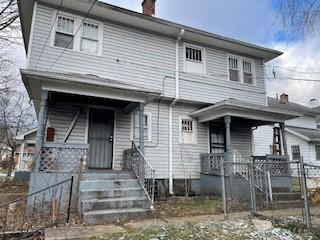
18, 0, 299, 223
15, 129, 37, 171
0, 143, 11, 161
313, 105, 320, 130
254, 95, 320, 166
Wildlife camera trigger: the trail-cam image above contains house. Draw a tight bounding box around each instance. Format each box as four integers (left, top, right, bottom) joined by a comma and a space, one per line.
254, 94, 320, 165
15, 129, 37, 171
18, 0, 300, 224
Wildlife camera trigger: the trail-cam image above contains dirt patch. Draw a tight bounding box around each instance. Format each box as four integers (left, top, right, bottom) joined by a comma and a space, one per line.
155, 196, 222, 218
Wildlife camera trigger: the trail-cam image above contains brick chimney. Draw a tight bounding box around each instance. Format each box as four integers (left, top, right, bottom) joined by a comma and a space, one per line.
280, 93, 289, 105
142, 0, 156, 16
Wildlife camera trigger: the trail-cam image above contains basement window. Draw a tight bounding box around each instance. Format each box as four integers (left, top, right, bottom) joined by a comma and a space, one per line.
184, 44, 206, 74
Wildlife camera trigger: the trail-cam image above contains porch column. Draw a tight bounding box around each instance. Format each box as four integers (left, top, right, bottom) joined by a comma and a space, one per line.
139, 103, 145, 155
279, 122, 288, 156
34, 90, 48, 172
224, 116, 231, 152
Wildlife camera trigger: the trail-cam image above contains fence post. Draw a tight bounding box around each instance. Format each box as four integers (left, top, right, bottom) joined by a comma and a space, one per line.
299, 157, 310, 228
67, 176, 74, 224
220, 158, 227, 219
249, 158, 257, 215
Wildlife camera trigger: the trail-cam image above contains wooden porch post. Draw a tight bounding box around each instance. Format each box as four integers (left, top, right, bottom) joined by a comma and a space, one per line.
34, 90, 48, 172
279, 122, 288, 156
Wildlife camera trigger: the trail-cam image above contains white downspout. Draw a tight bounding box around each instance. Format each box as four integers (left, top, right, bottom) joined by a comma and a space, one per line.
169, 29, 184, 195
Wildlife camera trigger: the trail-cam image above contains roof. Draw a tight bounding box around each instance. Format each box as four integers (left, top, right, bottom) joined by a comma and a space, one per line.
15, 128, 37, 142
286, 126, 320, 143
191, 98, 300, 123
18, 0, 282, 61
268, 97, 320, 117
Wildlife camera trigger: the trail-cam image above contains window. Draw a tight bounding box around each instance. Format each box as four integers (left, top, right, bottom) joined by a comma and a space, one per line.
180, 117, 197, 144
54, 16, 75, 49
291, 145, 301, 160
228, 55, 255, 84
228, 57, 240, 82
81, 22, 99, 54
210, 126, 225, 154
184, 44, 206, 74
53, 13, 102, 55
316, 145, 320, 160
243, 60, 253, 84
132, 111, 151, 141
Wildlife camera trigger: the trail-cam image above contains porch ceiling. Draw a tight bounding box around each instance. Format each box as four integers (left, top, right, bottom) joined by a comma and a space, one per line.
21, 69, 161, 113
191, 98, 301, 124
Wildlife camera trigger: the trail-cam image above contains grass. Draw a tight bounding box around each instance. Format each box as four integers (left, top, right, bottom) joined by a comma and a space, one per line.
155, 196, 222, 218
0, 168, 8, 175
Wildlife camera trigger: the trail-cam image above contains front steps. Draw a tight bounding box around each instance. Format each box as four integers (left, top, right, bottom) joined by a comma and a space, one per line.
80, 171, 153, 225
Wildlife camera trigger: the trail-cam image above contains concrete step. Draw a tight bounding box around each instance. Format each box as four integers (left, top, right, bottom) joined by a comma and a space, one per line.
82, 197, 150, 211
82, 172, 135, 181
80, 179, 140, 190
259, 200, 304, 210
80, 187, 146, 200
84, 208, 153, 225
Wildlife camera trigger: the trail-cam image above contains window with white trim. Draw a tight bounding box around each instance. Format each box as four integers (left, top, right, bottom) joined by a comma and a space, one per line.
315, 144, 320, 160
132, 111, 151, 141
53, 13, 102, 55
180, 117, 197, 144
291, 145, 301, 160
184, 44, 206, 74
228, 55, 255, 84
54, 16, 75, 49
81, 22, 99, 54
228, 56, 240, 82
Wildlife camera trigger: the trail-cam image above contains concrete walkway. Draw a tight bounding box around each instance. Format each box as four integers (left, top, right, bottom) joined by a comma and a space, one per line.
45, 207, 316, 240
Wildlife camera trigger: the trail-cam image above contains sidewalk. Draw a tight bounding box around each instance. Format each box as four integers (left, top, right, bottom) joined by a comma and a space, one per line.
45, 207, 315, 240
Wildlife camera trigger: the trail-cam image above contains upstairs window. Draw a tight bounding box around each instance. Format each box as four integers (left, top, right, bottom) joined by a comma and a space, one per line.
180, 117, 197, 144
228, 57, 240, 82
54, 16, 75, 49
184, 44, 206, 74
291, 145, 301, 160
243, 60, 253, 84
227, 55, 255, 84
53, 12, 102, 55
81, 22, 99, 54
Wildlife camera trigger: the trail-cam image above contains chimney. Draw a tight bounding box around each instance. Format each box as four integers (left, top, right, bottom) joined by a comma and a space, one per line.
280, 93, 289, 105
142, 0, 156, 16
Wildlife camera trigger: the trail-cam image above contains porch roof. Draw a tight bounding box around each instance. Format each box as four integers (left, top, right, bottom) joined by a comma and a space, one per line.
190, 98, 301, 124
21, 69, 161, 112
286, 126, 320, 143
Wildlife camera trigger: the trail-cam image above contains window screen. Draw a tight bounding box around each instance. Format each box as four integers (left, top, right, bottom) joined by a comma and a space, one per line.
54, 16, 74, 49
228, 57, 239, 81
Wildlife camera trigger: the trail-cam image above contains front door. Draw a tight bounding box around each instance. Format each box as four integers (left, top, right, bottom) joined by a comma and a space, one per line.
88, 108, 114, 169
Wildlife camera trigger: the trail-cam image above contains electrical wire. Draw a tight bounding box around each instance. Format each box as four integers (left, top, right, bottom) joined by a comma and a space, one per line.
47, 0, 97, 71
265, 65, 320, 74
34, 0, 64, 69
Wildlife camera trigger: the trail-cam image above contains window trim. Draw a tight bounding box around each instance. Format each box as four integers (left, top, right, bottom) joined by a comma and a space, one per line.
291, 145, 301, 160
183, 43, 207, 75
227, 54, 256, 85
130, 111, 152, 142
179, 116, 197, 144
51, 11, 103, 56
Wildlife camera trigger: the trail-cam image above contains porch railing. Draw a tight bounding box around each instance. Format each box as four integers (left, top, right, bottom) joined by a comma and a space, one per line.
39, 143, 89, 172
123, 142, 155, 209
252, 155, 290, 176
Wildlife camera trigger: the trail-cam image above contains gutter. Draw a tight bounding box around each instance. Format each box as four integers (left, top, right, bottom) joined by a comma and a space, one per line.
169, 29, 184, 195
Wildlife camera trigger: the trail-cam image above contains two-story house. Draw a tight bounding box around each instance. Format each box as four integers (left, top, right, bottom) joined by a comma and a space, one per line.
254, 95, 320, 165
18, 0, 299, 224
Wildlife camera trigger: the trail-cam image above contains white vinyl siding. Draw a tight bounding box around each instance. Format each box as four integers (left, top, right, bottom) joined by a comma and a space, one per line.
183, 44, 206, 74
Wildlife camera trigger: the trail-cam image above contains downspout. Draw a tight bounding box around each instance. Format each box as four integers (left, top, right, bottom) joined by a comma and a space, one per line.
169, 29, 184, 195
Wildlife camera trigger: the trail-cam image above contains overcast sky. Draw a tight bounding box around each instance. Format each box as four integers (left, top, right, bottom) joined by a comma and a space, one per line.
14, 0, 320, 106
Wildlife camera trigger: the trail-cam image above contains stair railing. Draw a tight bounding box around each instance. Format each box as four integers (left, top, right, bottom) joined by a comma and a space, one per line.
124, 142, 155, 210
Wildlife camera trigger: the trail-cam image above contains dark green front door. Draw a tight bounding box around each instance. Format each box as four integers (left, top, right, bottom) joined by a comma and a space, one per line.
88, 108, 114, 169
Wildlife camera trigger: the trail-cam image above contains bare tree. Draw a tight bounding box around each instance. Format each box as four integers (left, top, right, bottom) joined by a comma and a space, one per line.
0, 88, 36, 177
0, 0, 20, 46
278, 0, 320, 36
